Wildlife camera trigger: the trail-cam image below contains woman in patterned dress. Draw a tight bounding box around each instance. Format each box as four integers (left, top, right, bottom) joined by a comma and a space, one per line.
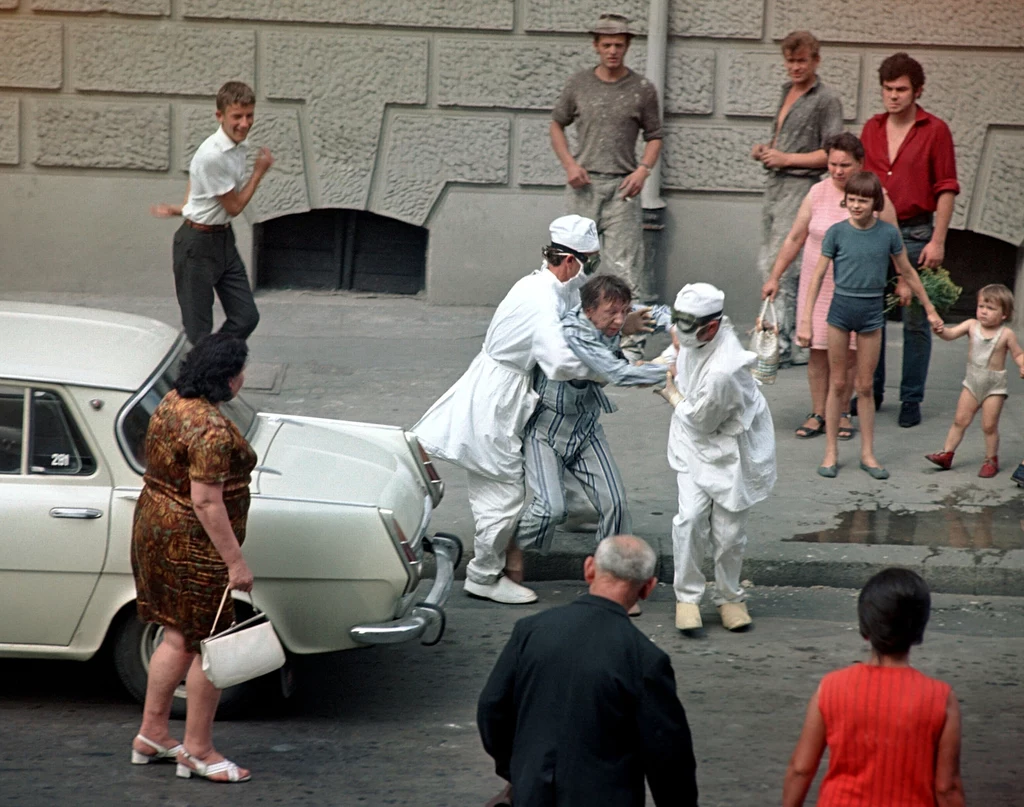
129, 334, 256, 783
761, 133, 900, 440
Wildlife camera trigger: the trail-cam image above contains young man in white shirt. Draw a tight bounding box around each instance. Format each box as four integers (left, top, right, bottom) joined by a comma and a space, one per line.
151, 81, 274, 344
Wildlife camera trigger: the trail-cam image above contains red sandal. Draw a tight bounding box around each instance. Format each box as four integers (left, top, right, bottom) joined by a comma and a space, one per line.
979, 456, 998, 478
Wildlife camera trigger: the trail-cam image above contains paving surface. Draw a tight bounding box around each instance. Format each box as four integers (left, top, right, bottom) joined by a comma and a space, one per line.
7, 288, 1024, 595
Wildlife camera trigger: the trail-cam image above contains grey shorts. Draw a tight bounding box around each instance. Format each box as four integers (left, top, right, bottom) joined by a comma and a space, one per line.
827, 294, 885, 334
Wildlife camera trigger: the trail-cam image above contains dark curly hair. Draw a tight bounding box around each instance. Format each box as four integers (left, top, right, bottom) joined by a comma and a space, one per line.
174, 334, 248, 404
858, 567, 931, 656
878, 52, 925, 91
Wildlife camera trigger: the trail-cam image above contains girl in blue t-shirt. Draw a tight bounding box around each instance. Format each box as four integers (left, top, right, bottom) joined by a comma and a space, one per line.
797, 171, 944, 481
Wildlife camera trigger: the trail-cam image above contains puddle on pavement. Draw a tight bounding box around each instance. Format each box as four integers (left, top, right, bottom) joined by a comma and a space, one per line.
786, 503, 1024, 549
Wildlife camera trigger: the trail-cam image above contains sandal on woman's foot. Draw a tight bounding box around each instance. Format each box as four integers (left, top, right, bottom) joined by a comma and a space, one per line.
795, 413, 825, 439
131, 734, 184, 765
176, 750, 251, 783
838, 412, 856, 441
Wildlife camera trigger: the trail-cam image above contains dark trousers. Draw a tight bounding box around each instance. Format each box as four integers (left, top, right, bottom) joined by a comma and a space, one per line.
873, 219, 934, 403
172, 222, 260, 345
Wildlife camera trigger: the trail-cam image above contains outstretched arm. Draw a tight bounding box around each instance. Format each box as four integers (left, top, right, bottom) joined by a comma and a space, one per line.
935, 318, 973, 342
782, 688, 827, 807
150, 182, 190, 218
563, 316, 666, 387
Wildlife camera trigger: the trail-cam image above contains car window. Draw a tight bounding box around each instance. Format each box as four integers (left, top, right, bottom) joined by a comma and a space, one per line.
29, 390, 98, 476
117, 340, 257, 474
0, 385, 25, 474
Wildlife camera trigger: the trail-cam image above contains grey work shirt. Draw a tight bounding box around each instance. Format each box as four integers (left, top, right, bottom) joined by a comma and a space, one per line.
768, 77, 843, 179
552, 68, 662, 176
533, 305, 669, 416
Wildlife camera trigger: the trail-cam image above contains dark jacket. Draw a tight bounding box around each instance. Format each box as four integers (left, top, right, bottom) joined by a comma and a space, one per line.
477, 594, 698, 807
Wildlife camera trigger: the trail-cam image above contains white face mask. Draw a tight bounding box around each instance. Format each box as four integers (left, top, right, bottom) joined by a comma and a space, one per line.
676, 329, 705, 349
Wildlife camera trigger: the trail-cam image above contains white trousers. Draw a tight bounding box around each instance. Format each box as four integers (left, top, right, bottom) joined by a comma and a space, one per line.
466, 471, 525, 585
671, 467, 748, 605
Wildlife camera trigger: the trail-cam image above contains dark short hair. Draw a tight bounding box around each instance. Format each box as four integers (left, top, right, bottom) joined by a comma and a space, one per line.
781, 30, 820, 58
580, 274, 632, 312
878, 52, 925, 91
844, 170, 885, 212
858, 568, 931, 655
216, 81, 256, 111
824, 132, 865, 163
174, 334, 248, 404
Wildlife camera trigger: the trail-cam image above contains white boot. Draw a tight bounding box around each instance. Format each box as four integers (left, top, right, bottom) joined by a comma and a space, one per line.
718, 601, 752, 631
464, 576, 538, 605
675, 602, 702, 631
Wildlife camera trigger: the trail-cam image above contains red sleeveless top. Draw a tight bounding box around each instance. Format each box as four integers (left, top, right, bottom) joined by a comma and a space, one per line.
817, 663, 951, 807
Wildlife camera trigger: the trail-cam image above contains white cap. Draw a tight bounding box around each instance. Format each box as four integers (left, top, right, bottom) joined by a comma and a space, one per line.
549, 215, 600, 253
673, 282, 725, 317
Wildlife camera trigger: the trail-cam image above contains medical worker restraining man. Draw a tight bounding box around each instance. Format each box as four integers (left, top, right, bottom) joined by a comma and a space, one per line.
414, 216, 603, 605
658, 283, 777, 633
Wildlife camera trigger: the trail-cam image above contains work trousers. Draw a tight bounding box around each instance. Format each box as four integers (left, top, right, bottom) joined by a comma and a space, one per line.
465, 471, 525, 586
672, 467, 748, 605
173, 222, 260, 344
757, 173, 817, 361
566, 175, 650, 302
516, 407, 630, 553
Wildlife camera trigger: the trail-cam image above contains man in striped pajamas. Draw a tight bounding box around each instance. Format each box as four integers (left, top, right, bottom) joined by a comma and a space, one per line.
514, 275, 669, 583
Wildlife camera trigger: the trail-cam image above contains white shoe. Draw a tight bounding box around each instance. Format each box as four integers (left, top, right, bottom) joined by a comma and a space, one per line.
464, 576, 538, 604
675, 602, 702, 631
719, 601, 752, 631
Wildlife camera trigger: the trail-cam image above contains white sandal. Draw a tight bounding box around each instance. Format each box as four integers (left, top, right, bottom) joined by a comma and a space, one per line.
130, 734, 184, 765
176, 749, 251, 783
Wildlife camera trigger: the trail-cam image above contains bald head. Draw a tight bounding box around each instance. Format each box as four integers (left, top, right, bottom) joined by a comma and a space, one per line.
594, 535, 657, 583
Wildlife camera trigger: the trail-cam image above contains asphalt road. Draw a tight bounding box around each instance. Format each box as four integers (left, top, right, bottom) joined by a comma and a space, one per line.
2, 583, 1022, 807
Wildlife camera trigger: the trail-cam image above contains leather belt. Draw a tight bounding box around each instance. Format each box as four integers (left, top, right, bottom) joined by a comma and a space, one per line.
185, 219, 230, 233
898, 213, 933, 228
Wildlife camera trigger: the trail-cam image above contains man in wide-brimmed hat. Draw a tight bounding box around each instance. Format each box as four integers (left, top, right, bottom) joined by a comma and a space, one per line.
550, 12, 663, 358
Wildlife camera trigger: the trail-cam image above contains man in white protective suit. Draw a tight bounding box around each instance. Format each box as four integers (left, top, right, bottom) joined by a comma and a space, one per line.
413, 215, 605, 605
657, 283, 776, 633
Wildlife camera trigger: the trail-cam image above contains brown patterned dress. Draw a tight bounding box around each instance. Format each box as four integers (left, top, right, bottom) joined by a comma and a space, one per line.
131, 389, 257, 652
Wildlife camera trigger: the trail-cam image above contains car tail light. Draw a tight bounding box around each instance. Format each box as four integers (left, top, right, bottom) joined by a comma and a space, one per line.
416, 441, 441, 483
392, 517, 417, 564
405, 433, 445, 506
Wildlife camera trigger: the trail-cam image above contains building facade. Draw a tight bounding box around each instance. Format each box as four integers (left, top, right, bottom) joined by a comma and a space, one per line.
1, 0, 1022, 311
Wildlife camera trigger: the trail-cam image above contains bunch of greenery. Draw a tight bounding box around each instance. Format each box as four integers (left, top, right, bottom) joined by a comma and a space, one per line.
884, 266, 962, 314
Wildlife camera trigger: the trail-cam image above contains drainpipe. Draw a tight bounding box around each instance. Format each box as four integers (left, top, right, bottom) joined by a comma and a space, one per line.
641, 0, 669, 303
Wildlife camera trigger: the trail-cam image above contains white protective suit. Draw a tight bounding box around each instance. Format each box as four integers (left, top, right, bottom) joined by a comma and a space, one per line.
414, 264, 594, 585
667, 317, 776, 605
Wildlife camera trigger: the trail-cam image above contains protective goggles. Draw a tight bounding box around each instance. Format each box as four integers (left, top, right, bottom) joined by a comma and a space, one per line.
550, 243, 601, 275
671, 307, 722, 333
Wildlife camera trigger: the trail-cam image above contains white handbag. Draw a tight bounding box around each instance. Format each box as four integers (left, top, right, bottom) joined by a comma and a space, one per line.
751, 299, 780, 385
200, 586, 286, 690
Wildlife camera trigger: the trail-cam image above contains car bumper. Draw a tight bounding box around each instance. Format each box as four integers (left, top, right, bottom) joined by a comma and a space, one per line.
348, 532, 463, 647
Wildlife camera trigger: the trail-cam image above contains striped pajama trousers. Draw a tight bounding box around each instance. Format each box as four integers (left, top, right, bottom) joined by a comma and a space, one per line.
515, 405, 630, 553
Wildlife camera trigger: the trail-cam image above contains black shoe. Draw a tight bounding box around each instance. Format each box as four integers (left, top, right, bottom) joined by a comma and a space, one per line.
898, 401, 921, 428
849, 394, 883, 417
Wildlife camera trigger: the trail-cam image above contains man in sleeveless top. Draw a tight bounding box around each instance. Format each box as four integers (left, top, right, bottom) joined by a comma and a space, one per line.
858, 52, 960, 428
751, 31, 843, 367
550, 12, 663, 358
151, 81, 274, 344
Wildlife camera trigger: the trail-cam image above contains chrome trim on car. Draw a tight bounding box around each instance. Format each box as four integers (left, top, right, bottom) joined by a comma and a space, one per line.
50, 507, 103, 519
349, 533, 462, 646
404, 432, 445, 507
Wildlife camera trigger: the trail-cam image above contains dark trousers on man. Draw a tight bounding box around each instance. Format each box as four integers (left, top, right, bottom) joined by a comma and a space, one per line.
173, 222, 260, 344
872, 216, 934, 402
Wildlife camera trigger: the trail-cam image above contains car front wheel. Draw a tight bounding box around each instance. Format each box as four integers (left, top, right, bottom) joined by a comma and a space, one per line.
111, 607, 274, 719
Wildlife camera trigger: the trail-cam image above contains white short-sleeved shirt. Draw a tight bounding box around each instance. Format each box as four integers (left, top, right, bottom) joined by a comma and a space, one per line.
181, 126, 247, 225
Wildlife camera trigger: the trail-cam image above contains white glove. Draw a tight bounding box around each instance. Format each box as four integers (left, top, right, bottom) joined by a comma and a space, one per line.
654, 371, 683, 407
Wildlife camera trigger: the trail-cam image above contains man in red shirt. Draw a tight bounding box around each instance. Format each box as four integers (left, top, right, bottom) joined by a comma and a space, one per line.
857, 53, 960, 428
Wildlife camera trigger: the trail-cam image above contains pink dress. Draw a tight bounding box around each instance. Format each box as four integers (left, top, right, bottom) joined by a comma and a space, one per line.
796, 178, 857, 351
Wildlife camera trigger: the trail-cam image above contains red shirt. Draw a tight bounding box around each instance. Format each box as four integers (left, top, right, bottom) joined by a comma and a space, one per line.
817, 663, 951, 807
861, 106, 960, 220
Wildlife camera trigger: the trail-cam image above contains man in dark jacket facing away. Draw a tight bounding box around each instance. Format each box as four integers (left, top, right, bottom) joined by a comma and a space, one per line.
477, 535, 698, 806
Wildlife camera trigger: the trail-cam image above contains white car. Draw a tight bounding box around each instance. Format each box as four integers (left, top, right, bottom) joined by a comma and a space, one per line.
0, 301, 461, 713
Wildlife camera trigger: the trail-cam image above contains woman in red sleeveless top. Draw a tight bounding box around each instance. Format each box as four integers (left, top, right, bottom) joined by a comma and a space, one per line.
783, 568, 965, 807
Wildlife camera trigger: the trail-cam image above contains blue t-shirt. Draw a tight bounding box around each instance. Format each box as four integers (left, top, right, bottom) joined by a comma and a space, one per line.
821, 219, 904, 298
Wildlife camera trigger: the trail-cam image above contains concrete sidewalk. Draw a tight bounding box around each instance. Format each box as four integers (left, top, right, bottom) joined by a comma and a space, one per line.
10, 288, 1024, 595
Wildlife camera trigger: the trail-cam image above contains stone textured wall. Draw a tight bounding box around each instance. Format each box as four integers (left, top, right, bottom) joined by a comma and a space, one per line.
0, 0, 1022, 296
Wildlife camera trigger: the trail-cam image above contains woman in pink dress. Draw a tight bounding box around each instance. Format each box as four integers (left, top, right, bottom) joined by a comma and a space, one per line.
761, 133, 899, 440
